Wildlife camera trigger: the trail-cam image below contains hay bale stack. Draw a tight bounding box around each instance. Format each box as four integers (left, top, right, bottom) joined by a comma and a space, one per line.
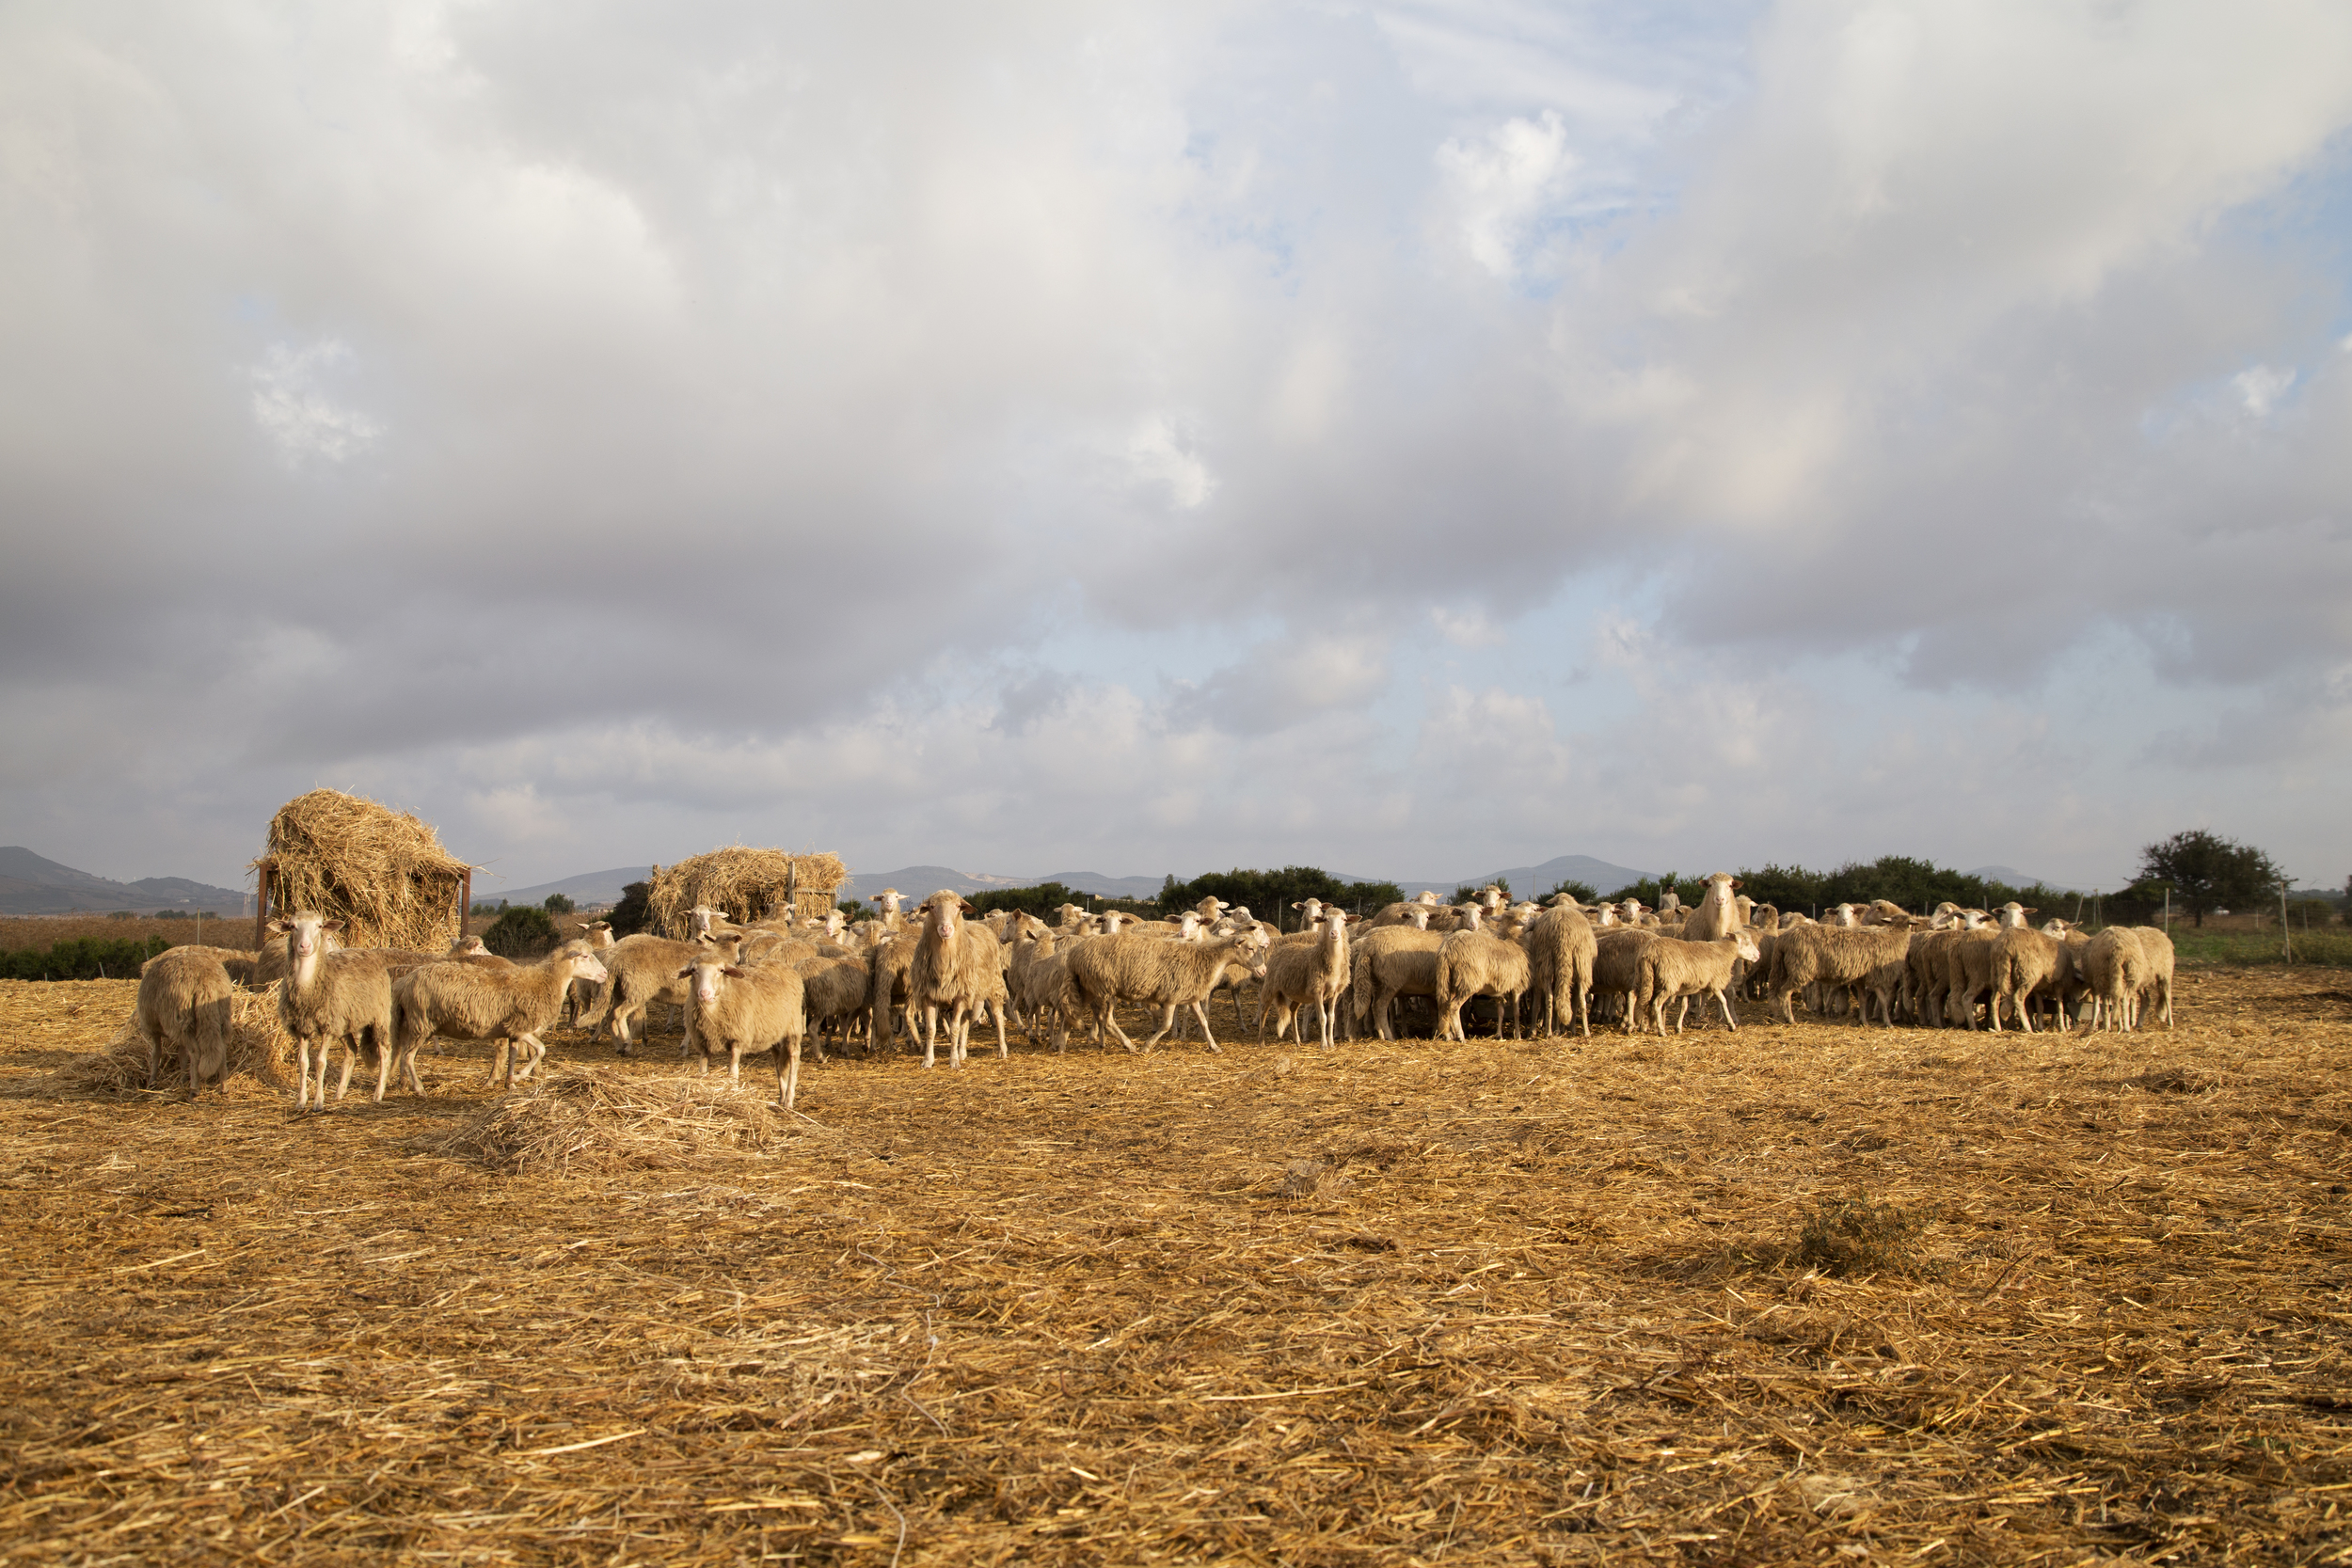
428, 1068, 787, 1175
43, 987, 296, 1097
254, 789, 472, 951
646, 848, 846, 937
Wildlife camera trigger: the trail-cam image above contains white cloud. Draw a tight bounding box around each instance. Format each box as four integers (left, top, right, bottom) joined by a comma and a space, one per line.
1437, 111, 1573, 277
249, 340, 384, 466
2233, 363, 2296, 417
1126, 415, 1216, 509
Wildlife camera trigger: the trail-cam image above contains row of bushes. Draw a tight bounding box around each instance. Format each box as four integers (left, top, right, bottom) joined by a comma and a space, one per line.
1, 935, 173, 981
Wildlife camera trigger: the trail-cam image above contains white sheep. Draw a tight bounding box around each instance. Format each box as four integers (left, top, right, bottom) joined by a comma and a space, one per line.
1433, 906, 1531, 1040
1256, 909, 1356, 1050
390, 944, 612, 1094
135, 945, 235, 1099
1063, 931, 1268, 1053
1633, 932, 1762, 1035
270, 912, 397, 1112
906, 891, 1007, 1069
679, 956, 810, 1108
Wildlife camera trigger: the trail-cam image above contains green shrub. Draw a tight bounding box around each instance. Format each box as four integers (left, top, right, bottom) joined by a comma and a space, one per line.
483, 905, 559, 958
1160, 868, 1403, 925
543, 893, 576, 914
0, 936, 172, 981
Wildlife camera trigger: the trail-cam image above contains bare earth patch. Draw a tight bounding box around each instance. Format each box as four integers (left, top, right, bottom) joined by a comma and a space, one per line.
1, 966, 2347, 1564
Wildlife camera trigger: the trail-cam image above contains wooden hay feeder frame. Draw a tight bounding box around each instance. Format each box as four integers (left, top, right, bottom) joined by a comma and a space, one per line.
249, 788, 475, 952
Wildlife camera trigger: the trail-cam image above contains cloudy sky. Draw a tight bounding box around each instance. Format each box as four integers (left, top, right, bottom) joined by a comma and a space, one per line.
5, 0, 2350, 896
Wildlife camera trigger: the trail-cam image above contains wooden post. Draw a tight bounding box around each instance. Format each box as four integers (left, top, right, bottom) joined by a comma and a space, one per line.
253, 859, 273, 951
460, 868, 473, 943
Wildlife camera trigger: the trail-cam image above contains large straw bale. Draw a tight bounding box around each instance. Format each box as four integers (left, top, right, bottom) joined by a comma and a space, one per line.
427, 1067, 791, 1175
253, 788, 472, 951
40, 985, 295, 1097
647, 847, 847, 937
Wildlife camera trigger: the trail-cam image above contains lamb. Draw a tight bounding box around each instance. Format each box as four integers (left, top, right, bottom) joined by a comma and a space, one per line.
1765, 922, 1916, 1025
1434, 908, 1532, 1040
585, 932, 744, 1053
905, 891, 1008, 1069
1349, 925, 1446, 1039
1256, 910, 1356, 1050
1063, 931, 1268, 1053
135, 945, 235, 1099
270, 912, 397, 1112
390, 945, 612, 1095
1523, 903, 1597, 1037
1632, 931, 1762, 1035
564, 921, 616, 1024
678, 956, 809, 1108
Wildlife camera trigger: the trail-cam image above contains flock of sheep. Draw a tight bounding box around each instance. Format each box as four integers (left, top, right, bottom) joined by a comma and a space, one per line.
126, 872, 2180, 1110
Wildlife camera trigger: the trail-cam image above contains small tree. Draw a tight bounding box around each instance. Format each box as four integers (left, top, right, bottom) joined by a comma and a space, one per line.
2137, 830, 2285, 927
1545, 878, 1597, 903
483, 905, 559, 958
543, 893, 576, 914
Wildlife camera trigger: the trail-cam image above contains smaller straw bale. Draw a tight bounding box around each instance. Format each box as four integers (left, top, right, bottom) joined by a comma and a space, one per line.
647, 848, 848, 938
42, 987, 295, 1097
425, 1067, 788, 1176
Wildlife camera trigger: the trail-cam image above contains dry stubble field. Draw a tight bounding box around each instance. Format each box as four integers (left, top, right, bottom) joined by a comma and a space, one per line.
1, 970, 2349, 1566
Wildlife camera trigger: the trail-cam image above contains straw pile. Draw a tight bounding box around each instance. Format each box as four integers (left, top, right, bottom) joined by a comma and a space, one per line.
36, 985, 294, 1097
253, 788, 471, 950
647, 847, 847, 935
1, 964, 2347, 1564
428, 1067, 788, 1174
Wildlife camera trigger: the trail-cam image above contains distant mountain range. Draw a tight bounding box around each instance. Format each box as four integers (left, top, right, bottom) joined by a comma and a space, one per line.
0, 847, 250, 916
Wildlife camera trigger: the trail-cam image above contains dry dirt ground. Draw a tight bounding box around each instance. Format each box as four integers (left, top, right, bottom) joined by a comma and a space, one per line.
1, 969, 2348, 1566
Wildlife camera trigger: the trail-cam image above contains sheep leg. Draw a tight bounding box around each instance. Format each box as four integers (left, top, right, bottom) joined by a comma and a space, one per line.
1191, 1000, 1221, 1053
334, 1038, 360, 1101
779, 1035, 801, 1110
992, 1000, 1009, 1059
920, 1005, 941, 1069
1715, 987, 1738, 1032
516, 1033, 546, 1083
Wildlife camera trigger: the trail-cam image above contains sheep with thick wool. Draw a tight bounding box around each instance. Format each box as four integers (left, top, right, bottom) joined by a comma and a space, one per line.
1257, 909, 1356, 1050
1064, 931, 1268, 1053
270, 911, 398, 1112
1434, 907, 1531, 1041
1765, 921, 1917, 1026
135, 945, 236, 1100
392, 944, 611, 1094
1524, 903, 1597, 1037
678, 955, 809, 1108
905, 891, 1008, 1069
1632, 931, 1762, 1035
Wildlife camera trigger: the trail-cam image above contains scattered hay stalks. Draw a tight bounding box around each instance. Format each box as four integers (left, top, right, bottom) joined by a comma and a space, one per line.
255, 788, 472, 951
1796, 1194, 1929, 1278
647, 847, 847, 937
427, 1067, 806, 1176
39, 986, 294, 1099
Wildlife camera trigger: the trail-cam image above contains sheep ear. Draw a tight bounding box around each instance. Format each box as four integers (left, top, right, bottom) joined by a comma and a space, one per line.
675, 966, 695, 979
322, 919, 345, 933
723, 965, 746, 977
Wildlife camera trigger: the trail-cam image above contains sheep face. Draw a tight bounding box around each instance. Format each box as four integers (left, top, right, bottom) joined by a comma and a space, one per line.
1734, 932, 1761, 963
